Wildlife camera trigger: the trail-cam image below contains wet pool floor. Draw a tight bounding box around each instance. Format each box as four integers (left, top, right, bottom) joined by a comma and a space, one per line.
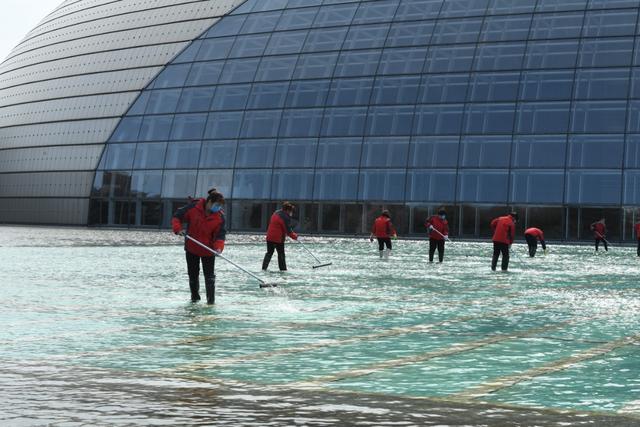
1, 226, 639, 426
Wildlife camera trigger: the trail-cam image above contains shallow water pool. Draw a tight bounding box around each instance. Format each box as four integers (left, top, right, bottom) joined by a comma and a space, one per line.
1, 226, 639, 426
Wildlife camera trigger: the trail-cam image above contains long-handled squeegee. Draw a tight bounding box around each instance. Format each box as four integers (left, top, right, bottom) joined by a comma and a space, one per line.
296, 239, 333, 269
184, 235, 278, 288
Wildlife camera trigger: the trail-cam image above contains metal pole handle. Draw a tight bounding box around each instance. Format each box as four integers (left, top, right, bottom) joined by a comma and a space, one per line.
430, 227, 451, 242
297, 239, 322, 263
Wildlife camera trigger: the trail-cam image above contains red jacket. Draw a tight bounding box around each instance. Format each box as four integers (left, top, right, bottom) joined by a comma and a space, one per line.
524, 227, 544, 241
372, 216, 396, 238
172, 199, 226, 257
266, 210, 298, 243
425, 215, 449, 240
590, 222, 606, 239
635, 222, 640, 240
491, 215, 515, 245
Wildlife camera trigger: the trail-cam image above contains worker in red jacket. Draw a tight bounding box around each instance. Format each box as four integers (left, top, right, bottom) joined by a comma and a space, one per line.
172, 189, 226, 304
635, 221, 640, 257
262, 202, 298, 271
490, 211, 518, 271
369, 209, 397, 259
590, 218, 608, 252
524, 227, 547, 257
425, 208, 449, 263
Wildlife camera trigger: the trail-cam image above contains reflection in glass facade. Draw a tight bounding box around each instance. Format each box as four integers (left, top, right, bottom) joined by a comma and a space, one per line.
6, 0, 640, 240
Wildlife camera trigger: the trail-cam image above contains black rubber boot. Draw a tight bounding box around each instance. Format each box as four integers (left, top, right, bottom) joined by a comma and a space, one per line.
205, 275, 215, 305
189, 278, 200, 302
262, 253, 272, 271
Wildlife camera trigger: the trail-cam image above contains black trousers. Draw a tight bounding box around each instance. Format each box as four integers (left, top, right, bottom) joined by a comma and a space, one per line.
637, 240, 640, 257
525, 234, 538, 257
377, 237, 392, 251
262, 241, 286, 271
186, 251, 215, 304
595, 238, 608, 252
429, 238, 445, 262
491, 242, 510, 271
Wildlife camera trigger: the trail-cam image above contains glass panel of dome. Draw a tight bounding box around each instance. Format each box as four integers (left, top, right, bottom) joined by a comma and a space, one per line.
571, 101, 627, 133
185, 61, 224, 86
170, 113, 208, 140
394, 0, 444, 21
535, 0, 587, 12
161, 170, 197, 199
405, 170, 456, 202
138, 115, 173, 141
313, 170, 359, 200
253, 0, 289, 12
413, 104, 465, 135
235, 139, 277, 167
480, 14, 532, 42
626, 135, 640, 168
195, 170, 233, 198
574, 68, 630, 100
365, 106, 414, 136
628, 101, 640, 133
196, 37, 235, 61
568, 135, 624, 168
176, 87, 216, 113
229, 34, 270, 58
247, 82, 289, 109
326, 77, 374, 106
378, 46, 428, 74
199, 140, 238, 168
529, 12, 584, 40
271, 170, 314, 199
321, 107, 368, 136
239, 11, 282, 34
293, 52, 340, 78
144, 89, 181, 114
219, 58, 260, 83
432, 17, 483, 45
519, 70, 575, 101
303, 27, 349, 52
290, 0, 322, 6
274, 138, 318, 167
286, 80, 331, 107
254, 55, 297, 81
204, 111, 244, 139
313, 3, 358, 27
510, 171, 565, 204
334, 49, 383, 77
232, 170, 272, 199
439, 0, 490, 18
425, 44, 475, 72
110, 117, 142, 142
352, 0, 399, 25
419, 74, 469, 103
457, 170, 509, 203
279, 109, 324, 137
464, 103, 516, 134
361, 137, 410, 167
566, 171, 622, 205
525, 39, 580, 69
265, 30, 308, 54
131, 171, 163, 198
516, 101, 571, 133
580, 38, 634, 68
174, 40, 203, 64
316, 137, 362, 168
583, 9, 637, 37
408, 136, 459, 168
231, 0, 257, 14
240, 110, 282, 138
343, 23, 390, 50
276, 7, 320, 30
206, 15, 247, 38
623, 171, 640, 204
127, 92, 150, 116
359, 170, 406, 201
104, 143, 136, 170
133, 142, 167, 169
385, 20, 434, 47
469, 72, 519, 102
371, 75, 420, 105
511, 135, 566, 168
487, 0, 535, 14
210, 84, 251, 110
474, 42, 526, 71
164, 141, 201, 169
460, 136, 511, 168
588, 0, 639, 9
152, 64, 191, 89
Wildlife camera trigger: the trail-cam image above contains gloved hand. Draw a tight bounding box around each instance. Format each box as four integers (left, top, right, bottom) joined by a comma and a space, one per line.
428, 225, 433, 231
213, 241, 224, 253
290, 232, 298, 240
392, 234, 398, 240
174, 229, 185, 236
443, 235, 449, 240
369, 237, 374, 242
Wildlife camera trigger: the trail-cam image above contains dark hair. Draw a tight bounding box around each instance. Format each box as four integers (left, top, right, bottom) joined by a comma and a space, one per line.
381, 209, 390, 217
282, 201, 294, 212
509, 211, 519, 222
207, 188, 225, 204
438, 208, 446, 216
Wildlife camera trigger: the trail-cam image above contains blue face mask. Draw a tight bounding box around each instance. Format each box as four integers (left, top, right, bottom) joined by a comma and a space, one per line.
210, 204, 223, 213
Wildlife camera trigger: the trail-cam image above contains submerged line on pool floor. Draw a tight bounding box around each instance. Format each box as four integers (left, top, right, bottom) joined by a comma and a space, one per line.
452, 332, 640, 401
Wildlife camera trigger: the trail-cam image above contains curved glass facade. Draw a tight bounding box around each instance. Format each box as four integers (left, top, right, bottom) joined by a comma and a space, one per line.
83, 0, 640, 239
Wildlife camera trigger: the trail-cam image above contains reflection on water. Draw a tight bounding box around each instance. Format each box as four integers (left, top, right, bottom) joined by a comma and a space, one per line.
1, 226, 640, 425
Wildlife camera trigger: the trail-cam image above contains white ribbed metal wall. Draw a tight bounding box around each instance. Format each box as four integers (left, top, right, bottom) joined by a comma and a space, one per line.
0, 0, 245, 224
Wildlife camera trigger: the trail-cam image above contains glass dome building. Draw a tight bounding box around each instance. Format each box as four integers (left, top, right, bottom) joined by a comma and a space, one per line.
2, 0, 640, 241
